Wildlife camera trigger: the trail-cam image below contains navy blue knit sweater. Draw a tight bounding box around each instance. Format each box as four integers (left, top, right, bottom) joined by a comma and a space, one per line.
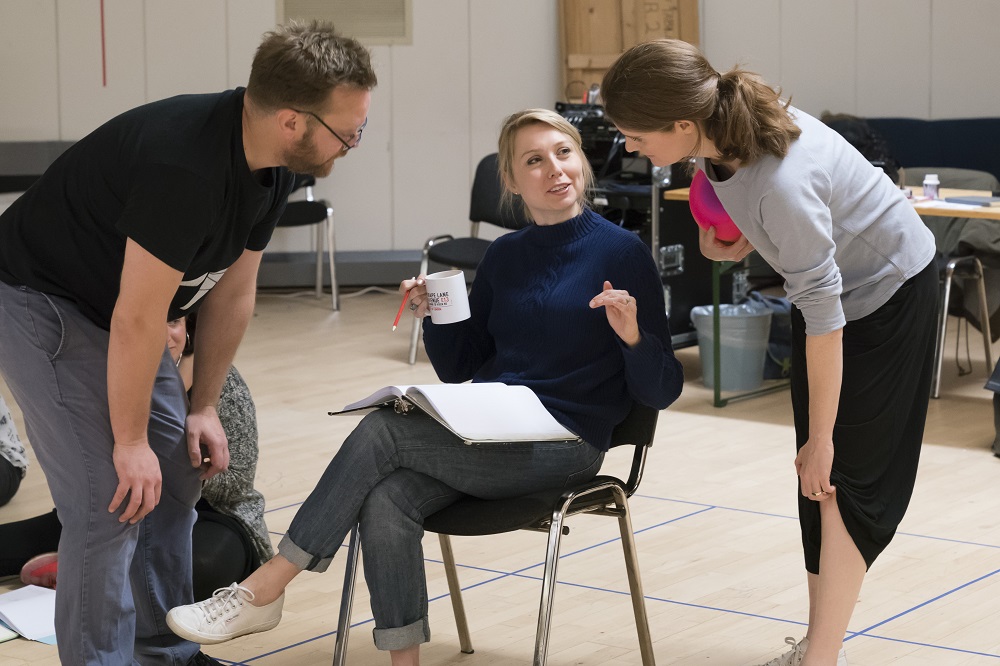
423, 208, 683, 451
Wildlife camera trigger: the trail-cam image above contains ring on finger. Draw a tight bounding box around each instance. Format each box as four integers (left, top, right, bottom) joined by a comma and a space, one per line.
409, 302, 418, 311
810, 491, 827, 497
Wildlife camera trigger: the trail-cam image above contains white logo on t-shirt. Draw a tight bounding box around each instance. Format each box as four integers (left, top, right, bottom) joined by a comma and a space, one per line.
178, 269, 228, 310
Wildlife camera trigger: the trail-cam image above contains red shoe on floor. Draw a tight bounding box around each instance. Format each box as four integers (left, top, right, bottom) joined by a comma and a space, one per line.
20, 552, 58, 589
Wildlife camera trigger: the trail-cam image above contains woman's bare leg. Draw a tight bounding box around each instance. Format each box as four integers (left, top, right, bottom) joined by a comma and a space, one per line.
390, 645, 420, 666
802, 494, 865, 665
240, 555, 301, 606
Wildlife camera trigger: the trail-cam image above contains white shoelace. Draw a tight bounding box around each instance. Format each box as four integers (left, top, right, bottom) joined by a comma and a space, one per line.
192, 583, 255, 623
762, 637, 806, 666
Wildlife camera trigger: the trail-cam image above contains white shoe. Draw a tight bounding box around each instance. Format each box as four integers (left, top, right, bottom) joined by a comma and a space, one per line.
756, 637, 848, 666
166, 583, 284, 645
757, 637, 807, 666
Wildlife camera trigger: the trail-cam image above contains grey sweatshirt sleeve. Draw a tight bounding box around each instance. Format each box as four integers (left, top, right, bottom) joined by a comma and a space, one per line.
758, 166, 846, 335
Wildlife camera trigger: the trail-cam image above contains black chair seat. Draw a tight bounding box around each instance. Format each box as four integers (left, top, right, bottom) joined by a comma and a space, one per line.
277, 200, 327, 227
423, 478, 623, 537
426, 237, 491, 271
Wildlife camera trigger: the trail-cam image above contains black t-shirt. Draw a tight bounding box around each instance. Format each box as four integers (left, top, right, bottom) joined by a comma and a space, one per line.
0, 88, 294, 328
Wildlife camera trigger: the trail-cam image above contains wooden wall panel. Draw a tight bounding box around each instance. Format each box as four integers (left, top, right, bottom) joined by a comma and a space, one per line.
560, 0, 698, 103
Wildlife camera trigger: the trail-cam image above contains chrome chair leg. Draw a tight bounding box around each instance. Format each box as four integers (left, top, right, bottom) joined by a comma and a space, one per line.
326, 208, 339, 311
333, 525, 362, 666
438, 534, 474, 654
314, 223, 324, 299
971, 257, 993, 373
532, 497, 571, 666
613, 486, 655, 665
932, 263, 956, 398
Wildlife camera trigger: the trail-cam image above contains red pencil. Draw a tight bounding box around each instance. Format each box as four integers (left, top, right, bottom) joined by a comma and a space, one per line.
392, 288, 412, 331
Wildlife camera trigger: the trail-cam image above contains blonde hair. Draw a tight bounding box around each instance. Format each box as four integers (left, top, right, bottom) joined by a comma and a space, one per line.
601, 39, 800, 165
497, 109, 595, 220
247, 20, 377, 114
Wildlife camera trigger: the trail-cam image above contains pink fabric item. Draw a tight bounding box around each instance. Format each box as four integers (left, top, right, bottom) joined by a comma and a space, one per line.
689, 169, 741, 242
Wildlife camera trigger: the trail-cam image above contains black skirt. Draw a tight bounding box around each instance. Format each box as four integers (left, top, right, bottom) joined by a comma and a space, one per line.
790, 260, 938, 573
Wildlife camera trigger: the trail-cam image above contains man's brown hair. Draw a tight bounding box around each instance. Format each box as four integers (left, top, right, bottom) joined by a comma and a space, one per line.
247, 20, 377, 113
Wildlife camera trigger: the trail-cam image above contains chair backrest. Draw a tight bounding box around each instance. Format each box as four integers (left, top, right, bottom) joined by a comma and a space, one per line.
276, 174, 327, 228
900, 167, 999, 192
469, 153, 531, 232
609, 402, 659, 496
289, 173, 318, 202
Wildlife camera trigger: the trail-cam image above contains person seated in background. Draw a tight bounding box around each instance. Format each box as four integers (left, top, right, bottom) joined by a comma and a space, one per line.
0, 392, 28, 507
2, 315, 273, 599
165, 107, 683, 665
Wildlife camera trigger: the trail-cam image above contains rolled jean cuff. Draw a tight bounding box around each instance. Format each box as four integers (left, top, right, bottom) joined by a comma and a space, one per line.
277, 534, 334, 573
372, 617, 430, 651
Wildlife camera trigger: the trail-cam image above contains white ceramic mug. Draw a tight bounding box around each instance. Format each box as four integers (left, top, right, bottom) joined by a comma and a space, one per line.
424, 269, 471, 324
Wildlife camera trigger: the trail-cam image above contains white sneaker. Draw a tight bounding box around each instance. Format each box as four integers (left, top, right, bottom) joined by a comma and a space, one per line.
758, 637, 807, 666
166, 583, 284, 645
756, 637, 849, 666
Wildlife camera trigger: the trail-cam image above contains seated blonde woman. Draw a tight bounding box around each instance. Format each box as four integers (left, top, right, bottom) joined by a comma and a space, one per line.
167, 108, 684, 665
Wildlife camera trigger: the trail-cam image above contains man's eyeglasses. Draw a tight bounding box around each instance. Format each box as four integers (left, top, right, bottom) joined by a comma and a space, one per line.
293, 109, 367, 153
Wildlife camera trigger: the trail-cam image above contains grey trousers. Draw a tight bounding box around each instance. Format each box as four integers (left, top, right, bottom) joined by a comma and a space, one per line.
0, 281, 201, 665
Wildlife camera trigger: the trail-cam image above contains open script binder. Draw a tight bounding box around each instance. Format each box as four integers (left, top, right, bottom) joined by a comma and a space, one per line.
0, 585, 57, 644
330, 383, 579, 444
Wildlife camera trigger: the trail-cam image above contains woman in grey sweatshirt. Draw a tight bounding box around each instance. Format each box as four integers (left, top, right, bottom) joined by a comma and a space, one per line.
602, 39, 937, 666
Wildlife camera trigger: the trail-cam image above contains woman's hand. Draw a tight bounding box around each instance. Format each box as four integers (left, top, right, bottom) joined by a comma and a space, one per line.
795, 437, 836, 501
401, 276, 429, 319
590, 280, 640, 347
187, 406, 229, 481
698, 225, 755, 262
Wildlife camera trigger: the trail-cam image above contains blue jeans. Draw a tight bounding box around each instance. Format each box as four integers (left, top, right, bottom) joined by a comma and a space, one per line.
279, 409, 604, 650
0, 281, 201, 665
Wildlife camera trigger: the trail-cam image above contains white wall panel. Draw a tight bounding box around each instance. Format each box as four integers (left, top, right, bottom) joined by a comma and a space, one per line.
57, 0, 146, 140
389, 0, 471, 251
856, 0, 930, 118
145, 0, 228, 101
931, 0, 1000, 118
702, 0, 782, 86
778, 0, 856, 117
305, 47, 394, 254
0, 0, 59, 140
225, 0, 278, 89
469, 0, 561, 167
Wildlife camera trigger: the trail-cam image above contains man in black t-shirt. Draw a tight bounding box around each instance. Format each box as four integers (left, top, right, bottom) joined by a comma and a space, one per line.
0, 21, 375, 666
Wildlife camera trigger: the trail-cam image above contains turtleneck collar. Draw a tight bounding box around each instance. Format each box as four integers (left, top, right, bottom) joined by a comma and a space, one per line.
521, 207, 603, 247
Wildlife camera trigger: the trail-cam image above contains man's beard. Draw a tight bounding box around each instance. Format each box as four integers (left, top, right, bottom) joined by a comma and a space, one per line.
284, 128, 335, 177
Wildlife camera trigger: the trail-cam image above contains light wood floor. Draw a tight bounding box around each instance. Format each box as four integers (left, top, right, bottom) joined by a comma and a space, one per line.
2, 288, 999, 665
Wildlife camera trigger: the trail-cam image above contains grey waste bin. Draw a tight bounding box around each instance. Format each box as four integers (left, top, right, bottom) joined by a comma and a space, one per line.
691, 302, 773, 391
